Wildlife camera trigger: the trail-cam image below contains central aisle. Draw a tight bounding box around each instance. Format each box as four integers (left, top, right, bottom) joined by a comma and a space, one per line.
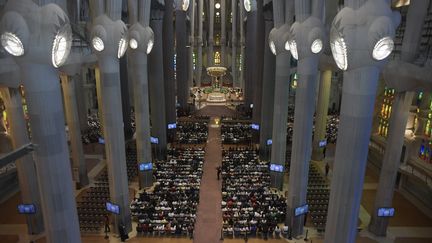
193, 117, 223, 243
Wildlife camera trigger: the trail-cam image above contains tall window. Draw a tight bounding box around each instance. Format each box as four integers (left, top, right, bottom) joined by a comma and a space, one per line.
378, 87, 395, 137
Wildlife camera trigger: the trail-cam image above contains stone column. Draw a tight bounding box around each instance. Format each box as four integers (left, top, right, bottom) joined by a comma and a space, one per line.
74, 72, 88, 131
61, 74, 89, 188
207, 0, 215, 67
269, 0, 294, 190
312, 70, 332, 161
176, 5, 190, 109
163, 0, 177, 141
21, 64, 81, 243
188, 0, 196, 88
252, 0, 265, 137
286, 53, 320, 238
239, 1, 245, 91
231, 0, 238, 87
323, 1, 399, 241
196, 0, 204, 86
369, 0, 430, 235
221, 0, 226, 66
258, 11, 275, 160
97, 56, 132, 232
244, 7, 257, 108
368, 91, 414, 235
129, 0, 153, 188
149, 10, 168, 160
0, 87, 44, 234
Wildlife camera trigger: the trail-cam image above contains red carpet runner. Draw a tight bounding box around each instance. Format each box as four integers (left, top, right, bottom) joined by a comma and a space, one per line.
193, 117, 223, 243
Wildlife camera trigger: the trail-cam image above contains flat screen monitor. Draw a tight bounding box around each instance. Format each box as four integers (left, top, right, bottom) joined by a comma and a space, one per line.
150, 136, 159, 144
294, 204, 309, 217
167, 123, 177, 129
106, 202, 120, 215
139, 162, 153, 171
377, 207, 395, 217
269, 163, 284, 172
98, 137, 105, 144
319, 139, 327, 148
266, 139, 272, 145
251, 124, 260, 130
17, 204, 36, 214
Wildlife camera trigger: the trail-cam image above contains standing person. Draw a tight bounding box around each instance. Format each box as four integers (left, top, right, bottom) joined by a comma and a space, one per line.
325, 162, 330, 177
217, 166, 222, 180
104, 214, 110, 233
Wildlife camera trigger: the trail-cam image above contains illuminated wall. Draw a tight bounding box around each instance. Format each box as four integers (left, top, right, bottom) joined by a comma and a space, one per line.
378, 87, 395, 137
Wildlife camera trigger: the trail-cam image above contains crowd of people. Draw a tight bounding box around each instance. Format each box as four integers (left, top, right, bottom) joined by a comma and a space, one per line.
325, 115, 339, 144
130, 148, 205, 237
176, 121, 208, 144
221, 122, 253, 144
221, 148, 287, 238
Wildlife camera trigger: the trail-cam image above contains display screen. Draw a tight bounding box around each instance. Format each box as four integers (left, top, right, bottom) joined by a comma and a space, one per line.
377, 207, 395, 217
267, 139, 272, 145
167, 123, 177, 129
270, 163, 284, 172
98, 137, 105, 144
139, 162, 153, 171
251, 124, 260, 130
17, 204, 36, 214
319, 139, 327, 148
294, 204, 309, 217
106, 202, 120, 215
150, 136, 159, 144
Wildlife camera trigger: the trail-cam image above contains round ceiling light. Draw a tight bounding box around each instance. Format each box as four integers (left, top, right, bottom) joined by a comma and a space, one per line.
330, 31, 348, 70
92, 37, 104, 52
311, 39, 323, 54
269, 41, 276, 55
1, 32, 24, 56
129, 38, 138, 49
285, 41, 290, 51
372, 36, 394, 61
118, 37, 128, 58
51, 27, 71, 68
244, 0, 251, 12
289, 40, 298, 60
147, 39, 154, 54
182, 0, 190, 11
215, 3, 221, 9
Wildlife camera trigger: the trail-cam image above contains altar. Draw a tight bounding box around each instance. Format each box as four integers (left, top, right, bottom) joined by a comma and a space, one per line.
205, 66, 228, 104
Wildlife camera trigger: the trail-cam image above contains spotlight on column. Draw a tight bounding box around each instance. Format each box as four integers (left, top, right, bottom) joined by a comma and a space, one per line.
311, 39, 323, 54
118, 37, 128, 58
330, 30, 348, 70
288, 40, 298, 60
175, 0, 190, 11
215, 3, 221, 9
269, 40, 276, 55
243, 0, 257, 12
268, 24, 291, 56
92, 36, 105, 52
372, 36, 394, 60
1, 32, 24, 56
285, 41, 290, 51
129, 38, 138, 49
146, 38, 154, 54
128, 26, 155, 55
52, 25, 72, 68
